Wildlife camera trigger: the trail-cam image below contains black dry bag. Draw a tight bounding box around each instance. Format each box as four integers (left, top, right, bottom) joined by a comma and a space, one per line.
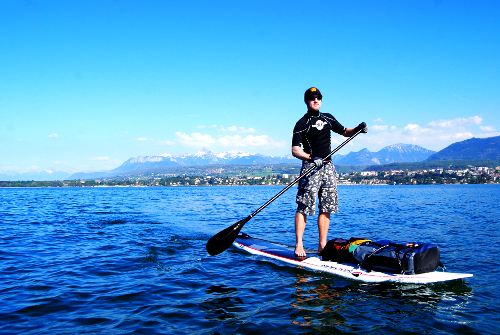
352, 240, 442, 275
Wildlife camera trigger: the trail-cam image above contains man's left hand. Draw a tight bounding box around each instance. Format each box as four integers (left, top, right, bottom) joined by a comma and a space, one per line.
355, 122, 368, 133
312, 157, 323, 169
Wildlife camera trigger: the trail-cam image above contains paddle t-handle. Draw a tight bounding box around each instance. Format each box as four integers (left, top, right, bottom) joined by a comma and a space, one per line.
206, 128, 365, 256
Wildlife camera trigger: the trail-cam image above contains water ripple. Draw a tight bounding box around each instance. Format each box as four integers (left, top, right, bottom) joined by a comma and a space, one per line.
0, 185, 498, 334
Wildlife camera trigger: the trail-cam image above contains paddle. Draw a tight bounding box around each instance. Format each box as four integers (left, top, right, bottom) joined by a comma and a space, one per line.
206, 127, 365, 256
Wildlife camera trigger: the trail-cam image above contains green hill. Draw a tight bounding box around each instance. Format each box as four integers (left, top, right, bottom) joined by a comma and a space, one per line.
363, 159, 500, 172
426, 135, 500, 161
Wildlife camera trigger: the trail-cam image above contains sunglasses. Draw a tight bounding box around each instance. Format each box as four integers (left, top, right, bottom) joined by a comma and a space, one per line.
309, 96, 322, 101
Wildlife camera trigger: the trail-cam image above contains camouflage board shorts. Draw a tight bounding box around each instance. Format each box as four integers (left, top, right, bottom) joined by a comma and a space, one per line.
296, 161, 339, 215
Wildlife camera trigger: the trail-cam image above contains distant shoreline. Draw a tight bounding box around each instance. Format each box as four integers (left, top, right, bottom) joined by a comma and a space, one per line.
2, 183, 500, 189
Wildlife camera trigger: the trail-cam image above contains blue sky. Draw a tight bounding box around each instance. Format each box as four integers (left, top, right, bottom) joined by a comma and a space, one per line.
1, 0, 499, 174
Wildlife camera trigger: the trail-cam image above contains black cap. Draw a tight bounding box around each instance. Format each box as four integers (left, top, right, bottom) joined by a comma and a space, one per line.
304, 87, 322, 103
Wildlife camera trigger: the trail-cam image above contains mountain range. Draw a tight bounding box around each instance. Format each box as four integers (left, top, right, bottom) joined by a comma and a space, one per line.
112, 148, 298, 172
68, 144, 434, 180
112, 143, 435, 172
3, 135, 500, 181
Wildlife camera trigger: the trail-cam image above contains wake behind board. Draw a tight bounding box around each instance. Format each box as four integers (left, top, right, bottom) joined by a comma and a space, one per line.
233, 234, 473, 284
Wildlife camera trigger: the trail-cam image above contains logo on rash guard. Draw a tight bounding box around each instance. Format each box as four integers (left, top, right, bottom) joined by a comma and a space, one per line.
312, 120, 327, 131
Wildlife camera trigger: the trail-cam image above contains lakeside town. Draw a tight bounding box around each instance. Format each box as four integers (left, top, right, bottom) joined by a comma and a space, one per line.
2, 166, 499, 187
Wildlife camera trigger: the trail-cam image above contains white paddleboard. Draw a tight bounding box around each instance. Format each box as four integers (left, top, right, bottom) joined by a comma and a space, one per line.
233, 234, 473, 284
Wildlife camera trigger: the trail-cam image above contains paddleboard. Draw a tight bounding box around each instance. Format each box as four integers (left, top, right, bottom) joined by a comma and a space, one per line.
233, 234, 473, 284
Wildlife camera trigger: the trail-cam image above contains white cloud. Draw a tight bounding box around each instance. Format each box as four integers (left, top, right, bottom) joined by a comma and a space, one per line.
403, 124, 423, 133
221, 125, 257, 133
373, 118, 384, 123
173, 125, 284, 152
175, 132, 216, 147
427, 116, 482, 129
437, 132, 474, 141
480, 126, 496, 132
475, 131, 500, 139
137, 137, 148, 141
91, 157, 110, 161
155, 140, 175, 146
217, 134, 285, 148
196, 125, 206, 129
240, 127, 256, 133
174, 131, 285, 149
48, 133, 59, 139
357, 115, 489, 151
371, 125, 388, 131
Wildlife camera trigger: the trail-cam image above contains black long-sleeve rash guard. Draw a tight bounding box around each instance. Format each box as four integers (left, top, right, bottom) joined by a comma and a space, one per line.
292, 110, 346, 160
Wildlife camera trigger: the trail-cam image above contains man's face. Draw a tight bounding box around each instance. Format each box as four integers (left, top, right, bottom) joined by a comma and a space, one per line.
306, 96, 322, 111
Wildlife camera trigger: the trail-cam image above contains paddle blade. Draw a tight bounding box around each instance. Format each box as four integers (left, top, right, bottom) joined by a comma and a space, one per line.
206, 216, 251, 256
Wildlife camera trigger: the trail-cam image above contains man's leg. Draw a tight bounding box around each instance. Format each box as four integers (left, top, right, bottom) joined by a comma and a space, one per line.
294, 212, 307, 257
295, 161, 319, 258
317, 161, 336, 253
317, 212, 330, 252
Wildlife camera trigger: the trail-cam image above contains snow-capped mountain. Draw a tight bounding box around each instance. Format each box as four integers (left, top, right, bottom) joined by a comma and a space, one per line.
112, 147, 298, 173
56, 144, 435, 180
67, 144, 434, 180
109, 144, 434, 175
378, 143, 436, 163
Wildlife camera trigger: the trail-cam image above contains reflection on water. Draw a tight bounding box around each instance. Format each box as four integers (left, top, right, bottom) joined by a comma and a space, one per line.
291, 274, 345, 327
287, 270, 475, 334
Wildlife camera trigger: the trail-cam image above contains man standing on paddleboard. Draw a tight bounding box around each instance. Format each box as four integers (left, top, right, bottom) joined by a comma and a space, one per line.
292, 87, 367, 258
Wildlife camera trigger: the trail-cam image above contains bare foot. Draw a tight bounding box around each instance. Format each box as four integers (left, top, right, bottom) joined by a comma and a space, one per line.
294, 244, 307, 258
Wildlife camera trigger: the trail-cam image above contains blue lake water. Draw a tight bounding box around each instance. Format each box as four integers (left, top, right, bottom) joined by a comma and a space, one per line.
0, 185, 499, 334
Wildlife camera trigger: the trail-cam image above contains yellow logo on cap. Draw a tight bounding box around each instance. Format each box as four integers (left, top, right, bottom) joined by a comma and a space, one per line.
311, 88, 317, 92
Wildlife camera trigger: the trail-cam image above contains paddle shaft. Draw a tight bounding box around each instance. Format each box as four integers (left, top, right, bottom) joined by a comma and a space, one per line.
246, 128, 363, 220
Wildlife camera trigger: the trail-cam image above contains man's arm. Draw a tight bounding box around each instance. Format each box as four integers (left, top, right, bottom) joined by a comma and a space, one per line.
343, 122, 368, 137
292, 146, 311, 162
342, 127, 357, 137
